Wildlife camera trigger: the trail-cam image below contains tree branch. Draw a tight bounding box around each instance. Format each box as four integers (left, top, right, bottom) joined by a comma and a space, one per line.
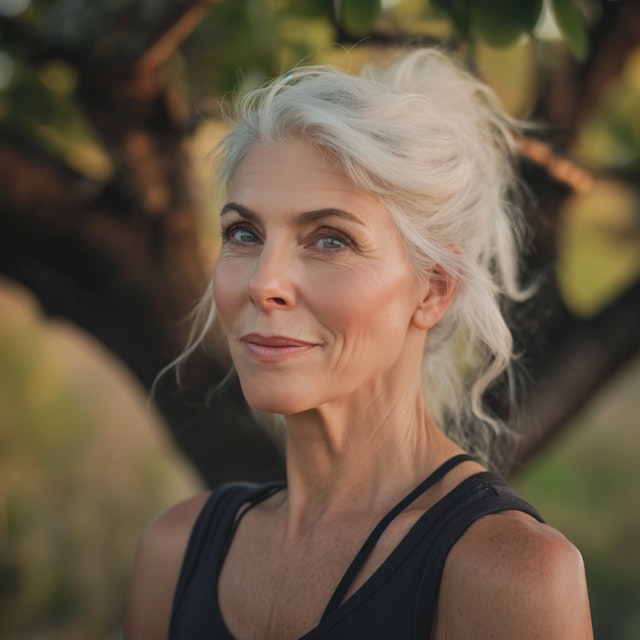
135, 0, 221, 74
510, 274, 640, 473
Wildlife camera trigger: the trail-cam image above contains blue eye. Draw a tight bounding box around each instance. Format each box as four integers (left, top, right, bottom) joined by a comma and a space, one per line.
315, 236, 346, 250
235, 229, 259, 243
225, 226, 260, 244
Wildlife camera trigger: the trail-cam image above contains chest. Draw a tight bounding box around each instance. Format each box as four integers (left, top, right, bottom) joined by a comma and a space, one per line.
218, 511, 424, 640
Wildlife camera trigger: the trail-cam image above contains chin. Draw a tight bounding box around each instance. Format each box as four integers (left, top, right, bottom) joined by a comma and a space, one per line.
240, 385, 312, 416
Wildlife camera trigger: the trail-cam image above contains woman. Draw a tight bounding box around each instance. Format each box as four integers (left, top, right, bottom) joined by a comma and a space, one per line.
126, 49, 592, 639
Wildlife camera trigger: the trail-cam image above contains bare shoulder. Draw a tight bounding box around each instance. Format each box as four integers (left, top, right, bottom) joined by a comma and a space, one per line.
434, 510, 593, 639
125, 493, 211, 640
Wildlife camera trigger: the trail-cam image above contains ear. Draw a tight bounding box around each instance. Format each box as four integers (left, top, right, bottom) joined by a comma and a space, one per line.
412, 263, 459, 331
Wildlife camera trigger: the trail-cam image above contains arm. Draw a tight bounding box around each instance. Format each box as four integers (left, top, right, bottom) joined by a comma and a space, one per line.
433, 512, 593, 639
125, 494, 209, 640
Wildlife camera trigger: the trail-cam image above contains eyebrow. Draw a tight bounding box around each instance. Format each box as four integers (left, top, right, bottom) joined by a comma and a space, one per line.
220, 202, 259, 221
220, 202, 366, 227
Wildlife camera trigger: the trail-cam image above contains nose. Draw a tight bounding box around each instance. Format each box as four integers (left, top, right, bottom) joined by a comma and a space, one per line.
248, 245, 296, 311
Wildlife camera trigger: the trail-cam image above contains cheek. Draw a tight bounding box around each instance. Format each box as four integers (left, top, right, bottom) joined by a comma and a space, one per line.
308, 266, 414, 340
306, 268, 370, 325
212, 259, 243, 323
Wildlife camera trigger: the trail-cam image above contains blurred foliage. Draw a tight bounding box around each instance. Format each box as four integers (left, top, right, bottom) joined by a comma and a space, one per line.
572, 46, 640, 173
558, 179, 640, 316
0, 281, 202, 639
0, 0, 591, 138
560, 48, 640, 316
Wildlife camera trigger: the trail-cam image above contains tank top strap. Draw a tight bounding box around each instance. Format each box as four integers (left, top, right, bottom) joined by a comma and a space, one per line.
220, 482, 286, 562
322, 453, 475, 619
413, 472, 545, 635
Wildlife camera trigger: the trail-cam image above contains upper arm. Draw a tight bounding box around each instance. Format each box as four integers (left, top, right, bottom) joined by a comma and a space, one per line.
125, 494, 210, 640
434, 513, 593, 640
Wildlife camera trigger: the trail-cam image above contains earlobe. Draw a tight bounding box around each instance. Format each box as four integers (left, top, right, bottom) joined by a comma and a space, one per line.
412, 266, 458, 331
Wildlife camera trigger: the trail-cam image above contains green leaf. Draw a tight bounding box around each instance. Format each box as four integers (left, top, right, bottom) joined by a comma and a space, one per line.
551, 0, 589, 61
521, 0, 544, 33
339, 0, 380, 35
431, 0, 471, 36
470, 0, 544, 48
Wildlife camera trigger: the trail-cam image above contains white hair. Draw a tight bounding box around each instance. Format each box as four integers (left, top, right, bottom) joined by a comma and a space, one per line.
177, 48, 534, 468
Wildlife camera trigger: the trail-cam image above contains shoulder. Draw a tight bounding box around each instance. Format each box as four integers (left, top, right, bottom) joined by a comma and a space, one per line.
433, 510, 593, 639
125, 493, 211, 640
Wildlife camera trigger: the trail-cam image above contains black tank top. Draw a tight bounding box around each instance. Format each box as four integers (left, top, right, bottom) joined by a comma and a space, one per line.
170, 455, 543, 639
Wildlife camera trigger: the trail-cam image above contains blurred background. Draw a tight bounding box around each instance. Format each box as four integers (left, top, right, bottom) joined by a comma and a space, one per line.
1, 0, 639, 638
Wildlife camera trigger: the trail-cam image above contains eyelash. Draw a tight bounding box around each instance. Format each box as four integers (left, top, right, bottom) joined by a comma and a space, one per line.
220, 223, 260, 244
309, 227, 353, 250
220, 223, 355, 251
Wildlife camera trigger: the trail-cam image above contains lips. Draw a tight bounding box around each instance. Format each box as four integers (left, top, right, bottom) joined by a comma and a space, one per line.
240, 334, 317, 362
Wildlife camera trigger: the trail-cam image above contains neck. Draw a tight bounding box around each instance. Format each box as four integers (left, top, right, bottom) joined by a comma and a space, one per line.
281, 375, 452, 536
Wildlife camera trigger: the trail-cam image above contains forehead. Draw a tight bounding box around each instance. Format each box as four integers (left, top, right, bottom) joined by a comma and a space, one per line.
227, 141, 379, 212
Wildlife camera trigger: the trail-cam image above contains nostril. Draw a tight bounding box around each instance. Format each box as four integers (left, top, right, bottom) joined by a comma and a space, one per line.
272, 297, 287, 306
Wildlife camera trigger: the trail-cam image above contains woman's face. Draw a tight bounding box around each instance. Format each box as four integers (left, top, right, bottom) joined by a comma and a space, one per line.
213, 141, 431, 415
